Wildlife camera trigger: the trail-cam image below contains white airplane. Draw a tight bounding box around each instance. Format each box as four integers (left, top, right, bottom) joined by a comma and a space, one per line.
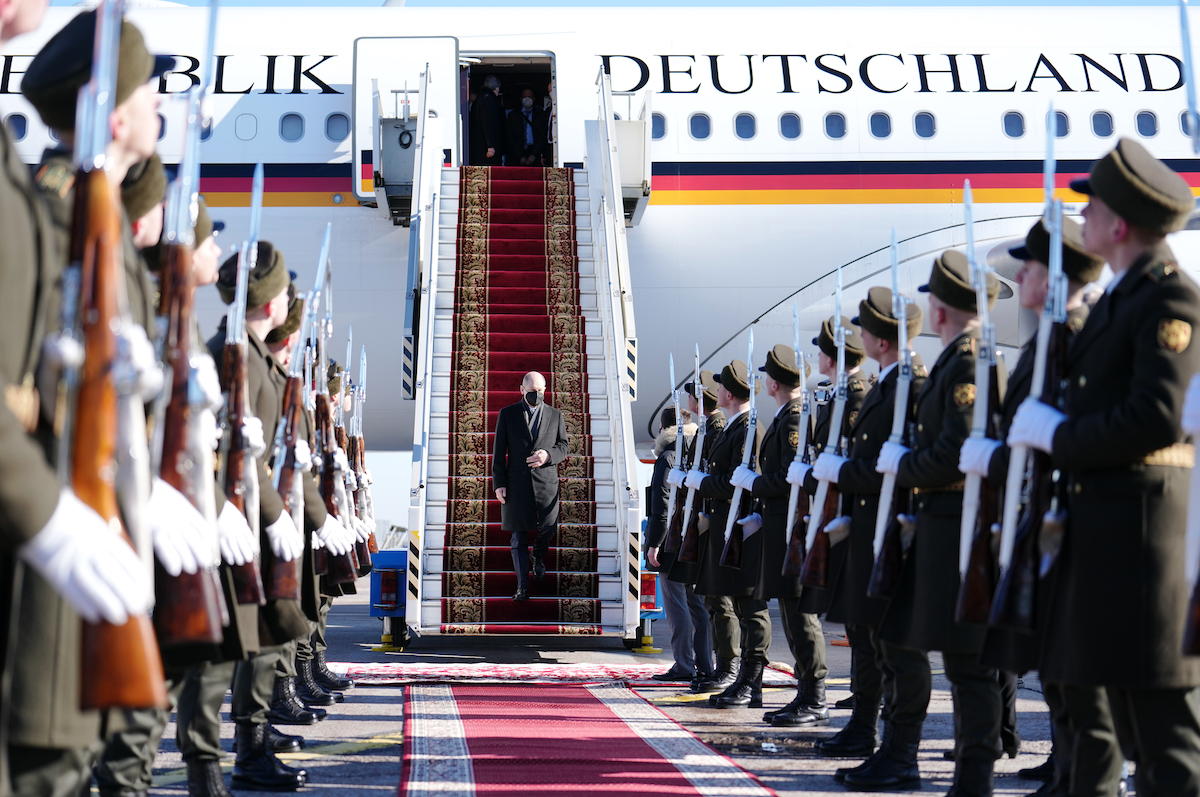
4, 2, 1200, 449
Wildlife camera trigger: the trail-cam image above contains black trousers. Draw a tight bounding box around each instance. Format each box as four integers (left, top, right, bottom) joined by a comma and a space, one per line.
511, 523, 556, 591
879, 639, 931, 731
1106, 686, 1200, 797
944, 652, 1003, 763
1044, 681, 1123, 797
780, 598, 829, 681
847, 622, 884, 710
999, 669, 1021, 753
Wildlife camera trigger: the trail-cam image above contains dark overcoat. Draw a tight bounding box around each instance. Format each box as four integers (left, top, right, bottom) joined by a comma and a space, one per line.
667, 411, 724, 586
491, 400, 570, 531
694, 410, 763, 597
749, 397, 806, 601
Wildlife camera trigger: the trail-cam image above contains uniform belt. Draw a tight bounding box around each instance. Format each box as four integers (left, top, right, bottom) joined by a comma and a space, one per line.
913, 481, 965, 495
1142, 442, 1194, 468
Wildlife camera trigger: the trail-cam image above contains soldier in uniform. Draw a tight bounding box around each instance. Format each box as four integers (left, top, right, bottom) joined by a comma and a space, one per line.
666, 370, 724, 691
682, 360, 765, 706
960, 218, 1119, 797
866, 251, 1001, 796
1008, 139, 1200, 797
809, 291, 925, 763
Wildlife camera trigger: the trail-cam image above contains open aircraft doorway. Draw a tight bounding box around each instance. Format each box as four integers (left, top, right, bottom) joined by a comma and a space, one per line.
462, 53, 556, 168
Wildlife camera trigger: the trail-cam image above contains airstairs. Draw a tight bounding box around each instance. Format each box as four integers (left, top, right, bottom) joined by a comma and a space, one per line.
393, 65, 643, 640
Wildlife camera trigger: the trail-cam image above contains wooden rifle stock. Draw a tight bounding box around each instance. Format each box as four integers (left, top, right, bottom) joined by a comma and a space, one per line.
152, 240, 225, 647
316, 394, 359, 583
990, 324, 1069, 631
338, 427, 371, 574
955, 363, 1003, 624
719, 486, 753, 568
799, 485, 842, 587
781, 414, 814, 578
72, 169, 168, 711
265, 376, 303, 600
354, 435, 379, 554
219, 342, 266, 605
664, 494, 685, 554
868, 423, 918, 599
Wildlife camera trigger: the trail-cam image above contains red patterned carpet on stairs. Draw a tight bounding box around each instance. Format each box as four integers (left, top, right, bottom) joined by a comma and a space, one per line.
443, 166, 599, 634
399, 683, 778, 796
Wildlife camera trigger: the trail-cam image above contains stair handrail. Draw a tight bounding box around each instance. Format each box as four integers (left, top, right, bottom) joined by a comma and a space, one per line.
595, 68, 637, 344
402, 64, 432, 399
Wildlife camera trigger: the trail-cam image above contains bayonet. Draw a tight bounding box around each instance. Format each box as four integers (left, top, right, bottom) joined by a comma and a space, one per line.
805, 264, 847, 553
874, 229, 912, 558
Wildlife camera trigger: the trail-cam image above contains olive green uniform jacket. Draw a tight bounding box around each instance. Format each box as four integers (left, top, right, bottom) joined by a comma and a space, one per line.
666, 410, 724, 587
1042, 245, 1200, 688
748, 396, 806, 601
693, 409, 762, 598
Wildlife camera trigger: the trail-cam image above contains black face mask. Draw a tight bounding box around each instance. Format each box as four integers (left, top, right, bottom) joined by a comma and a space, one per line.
525, 390, 543, 407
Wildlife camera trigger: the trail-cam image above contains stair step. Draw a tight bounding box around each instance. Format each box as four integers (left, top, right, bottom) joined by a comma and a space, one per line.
429, 547, 617, 575
424, 502, 618, 529
423, 574, 623, 602
421, 600, 624, 630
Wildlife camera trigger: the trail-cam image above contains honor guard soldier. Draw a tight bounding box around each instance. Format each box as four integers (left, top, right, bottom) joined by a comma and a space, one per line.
682, 360, 765, 706
867, 250, 1001, 796
666, 370, 724, 691
961, 218, 1119, 796
811, 290, 926, 763
1008, 139, 1200, 797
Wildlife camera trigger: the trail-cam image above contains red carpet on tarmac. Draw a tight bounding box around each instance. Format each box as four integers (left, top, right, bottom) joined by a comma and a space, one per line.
399, 683, 778, 796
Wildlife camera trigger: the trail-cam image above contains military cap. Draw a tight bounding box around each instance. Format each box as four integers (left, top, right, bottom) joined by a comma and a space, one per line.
192, 197, 226, 244
919, 250, 999, 313
758, 343, 810, 387
1069, 138, 1194, 234
713, 359, 762, 401
853, 287, 924, 342
813, 316, 866, 367
684, 370, 720, 412
217, 241, 289, 308
1009, 217, 1105, 285
327, 359, 341, 395
266, 283, 303, 344
121, 155, 166, 220
22, 12, 174, 132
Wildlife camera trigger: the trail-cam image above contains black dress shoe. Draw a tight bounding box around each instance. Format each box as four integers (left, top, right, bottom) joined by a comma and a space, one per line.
314, 651, 354, 692
1018, 756, 1054, 781
835, 694, 857, 709
816, 698, 879, 758
771, 678, 830, 727
186, 759, 232, 797
512, 589, 529, 601
651, 669, 694, 682
694, 659, 738, 693
266, 724, 304, 753
532, 556, 546, 582
844, 724, 922, 792
232, 723, 307, 792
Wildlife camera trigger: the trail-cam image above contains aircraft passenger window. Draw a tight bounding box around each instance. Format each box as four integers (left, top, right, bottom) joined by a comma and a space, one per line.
869, 112, 891, 139
1137, 111, 1158, 137
4, 113, 27, 142
651, 113, 666, 140
200, 117, 213, 142
157, 114, 167, 141
914, 112, 936, 139
689, 113, 711, 140
779, 113, 801, 140
280, 113, 305, 142
1092, 111, 1114, 138
1003, 111, 1025, 139
325, 113, 350, 142
825, 112, 847, 140
1053, 111, 1069, 138
235, 114, 257, 141
1182, 111, 1197, 137
735, 113, 756, 140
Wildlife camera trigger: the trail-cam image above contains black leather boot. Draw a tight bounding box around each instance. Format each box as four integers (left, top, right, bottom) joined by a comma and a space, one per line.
771, 678, 830, 727
844, 723, 922, 791
266, 724, 304, 753
693, 658, 738, 693
763, 683, 804, 723
816, 692, 879, 757
232, 723, 307, 791
266, 676, 321, 725
707, 659, 749, 705
715, 661, 764, 708
952, 757, 995, 797
296, 659, 338, 707
186, 759, 233, 797
836, 722, 891, 783
1018, 755, 1054, 782
314, 651, 354, 692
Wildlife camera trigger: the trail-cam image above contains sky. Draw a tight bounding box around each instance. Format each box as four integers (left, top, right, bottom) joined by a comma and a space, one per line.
49, 0, 1189, 6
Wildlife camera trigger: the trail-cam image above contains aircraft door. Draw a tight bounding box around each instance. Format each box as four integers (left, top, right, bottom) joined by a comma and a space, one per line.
352, 37, 460, 209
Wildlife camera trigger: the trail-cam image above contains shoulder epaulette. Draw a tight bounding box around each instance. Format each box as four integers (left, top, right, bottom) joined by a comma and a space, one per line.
1147, 260, 1178, 283
34, 161, 74, 199
848, 378, 865, 392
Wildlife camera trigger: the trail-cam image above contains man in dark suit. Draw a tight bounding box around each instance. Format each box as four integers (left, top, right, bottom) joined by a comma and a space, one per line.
471, 75, 504, 166
506, 88, 546, 167
492, 371, 571, 600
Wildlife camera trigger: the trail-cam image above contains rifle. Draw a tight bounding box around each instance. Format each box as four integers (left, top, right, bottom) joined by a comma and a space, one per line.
719, 332, 757, 568
661, 353, 685, 554
351, 345, 378, 554
782, 302, 813, 577
339, 330, 371, 575
59, 0, 168, 710
800, 264, 848, 585
868, 231, 917, 599
310, 229, 360, 584
956, 180, 1002, 624
147, 0, 227, 651
217, 163, 267, 606
677, 345, 706, 563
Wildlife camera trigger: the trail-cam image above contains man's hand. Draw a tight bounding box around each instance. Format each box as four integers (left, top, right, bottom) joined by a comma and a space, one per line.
875, 441, 911, 476
666, 468, 686, 489
486, 147, 496, 158
786, 461, 811, 487
1008, 399, 1065, 455
647, 546, 660, 569
495, 487, 507, 505
684, 469, 707, 491
526, 449, 550, 468
813, 452, 847, 484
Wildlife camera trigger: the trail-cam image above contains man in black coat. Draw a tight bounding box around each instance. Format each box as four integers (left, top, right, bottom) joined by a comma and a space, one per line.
492, 371, 571, 600
471, 75, 504, 166
506, 88, 546, 167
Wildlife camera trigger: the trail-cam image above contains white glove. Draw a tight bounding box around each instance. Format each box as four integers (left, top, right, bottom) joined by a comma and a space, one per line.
736, 513, 763, 535
113, 323, 163, 402
19, 488, 153, 625
362, 467, 373, 486
265, 510, 304, 562
334, 447, 351, 473
785, 460, 811, 486
196, 407, 221, 454
363, 514, 377, 536
241, 416, 267, 459
344, 469, 359, 491
317, 514, 354, 556
293, 439, 313, 472
351, 515, 371, 543
41, 332, 85, 371
1008, 399, 1066, 455
666, 468, 686, 489
311, 529, 325, 550
813, 452, 847, 484
190, 353, 224, 413
959, 437, 1002, 478
684, 469, 707, 491
730, 465, 758, 491
875, 441, 911, 476
147, 477, 215, 576
1184, 373, 1200, 435
217, 501, 257, 566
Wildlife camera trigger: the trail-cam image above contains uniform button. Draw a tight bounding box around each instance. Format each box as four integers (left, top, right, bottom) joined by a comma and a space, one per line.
1073, 483, 1082, 494
860, 499, 866, 506
1078, 375, 1087, 387
862, 433, 868, 440
918, 424, 924, 432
